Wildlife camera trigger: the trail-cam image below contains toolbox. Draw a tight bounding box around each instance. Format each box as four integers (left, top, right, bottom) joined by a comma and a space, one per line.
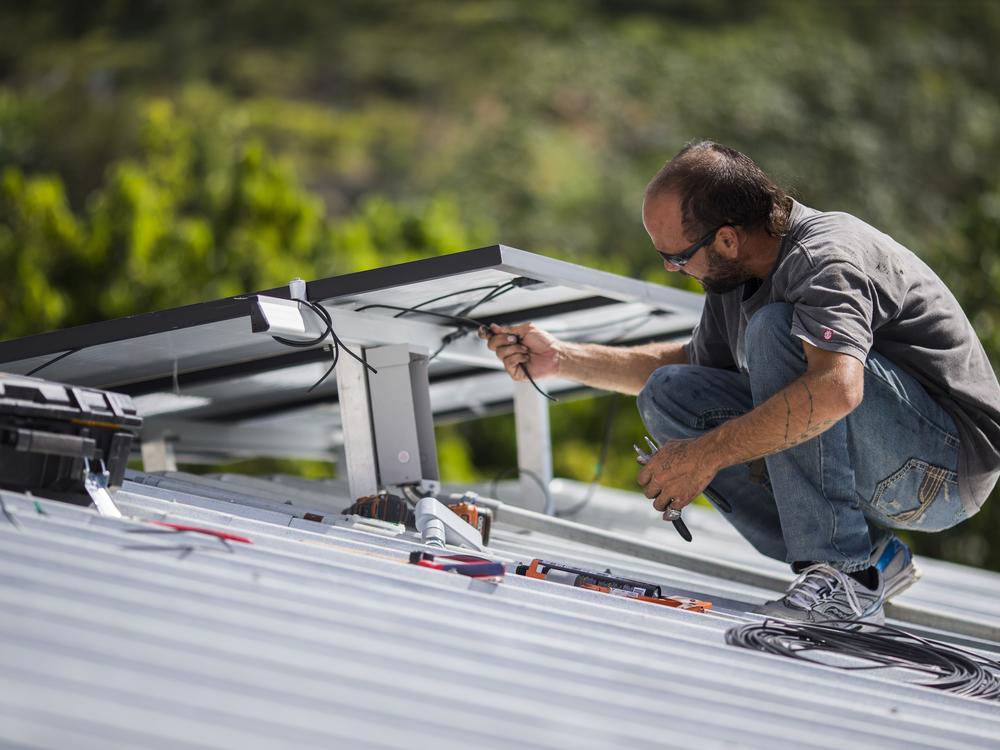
0, 373, 142, 506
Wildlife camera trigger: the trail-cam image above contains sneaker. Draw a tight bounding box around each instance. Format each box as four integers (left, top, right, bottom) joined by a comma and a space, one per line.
872, 535, 921, 601
754, 563, 886, 623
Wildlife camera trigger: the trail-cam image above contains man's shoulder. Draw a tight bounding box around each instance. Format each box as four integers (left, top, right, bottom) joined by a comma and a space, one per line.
779, 201, 908, 275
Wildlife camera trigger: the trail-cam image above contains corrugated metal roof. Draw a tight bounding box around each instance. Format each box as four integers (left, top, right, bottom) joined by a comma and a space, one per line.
2, 473, 998, 750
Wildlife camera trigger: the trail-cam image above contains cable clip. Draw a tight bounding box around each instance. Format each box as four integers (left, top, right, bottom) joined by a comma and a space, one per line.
288, 277, 307, 302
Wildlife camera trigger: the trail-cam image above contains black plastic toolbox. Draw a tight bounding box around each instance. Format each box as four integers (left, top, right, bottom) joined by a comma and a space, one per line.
0, 373, 142, 505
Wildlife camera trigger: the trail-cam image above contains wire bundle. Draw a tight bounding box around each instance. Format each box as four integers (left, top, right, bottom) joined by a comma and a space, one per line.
355, 280, 557, 402
272, 299, 376, 392
726, 619, 1000, 701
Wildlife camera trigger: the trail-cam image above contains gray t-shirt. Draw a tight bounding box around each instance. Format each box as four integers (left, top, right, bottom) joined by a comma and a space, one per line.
684, 200, 1000, 514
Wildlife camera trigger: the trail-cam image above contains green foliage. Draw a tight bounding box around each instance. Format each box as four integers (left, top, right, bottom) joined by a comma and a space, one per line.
183, 458, 336, 481
0, 95, 490, 331
0, 168, 81, 337
2, 0, 1000, 568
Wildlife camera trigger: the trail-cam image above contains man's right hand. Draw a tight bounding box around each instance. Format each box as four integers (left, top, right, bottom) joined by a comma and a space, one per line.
479, 322, 561, 381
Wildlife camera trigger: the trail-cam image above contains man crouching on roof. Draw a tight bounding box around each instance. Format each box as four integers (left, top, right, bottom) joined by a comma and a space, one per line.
480, 141, 1000, 624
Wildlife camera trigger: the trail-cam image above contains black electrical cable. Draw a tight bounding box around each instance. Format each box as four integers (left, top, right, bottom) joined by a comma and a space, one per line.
515, 356, 558, 403
388, 279, 521, 321
456, 280, 518, 316
428, 330, 466, 362
353, 303, 484, 329
726, 619, 1000, 701
307, 344, 338, 394
423, 281, 520, 362
489, 466, 553, 515
556, 393, 621, 518
271, 300, 375, 392
464, 280, 555, 401
392, 284, 504, 318
272, 299, 332, 348
354, 301, 486, 373
355, 296, 556, 402
355, 282, 518, 331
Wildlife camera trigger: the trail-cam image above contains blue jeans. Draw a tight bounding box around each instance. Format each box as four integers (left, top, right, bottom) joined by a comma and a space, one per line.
637, 303, 965, 572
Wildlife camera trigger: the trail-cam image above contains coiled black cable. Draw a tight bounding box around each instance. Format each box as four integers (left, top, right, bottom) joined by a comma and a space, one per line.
726, 619, 1000, 701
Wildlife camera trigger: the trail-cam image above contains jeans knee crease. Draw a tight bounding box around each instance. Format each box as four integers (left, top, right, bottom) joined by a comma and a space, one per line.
696, 408, 743, 430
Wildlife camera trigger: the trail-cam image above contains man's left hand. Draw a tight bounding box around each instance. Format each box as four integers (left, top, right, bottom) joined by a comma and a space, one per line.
636, 438, 719, 515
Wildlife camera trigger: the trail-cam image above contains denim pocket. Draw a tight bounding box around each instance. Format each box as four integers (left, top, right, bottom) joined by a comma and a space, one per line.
869, 458, 962, 531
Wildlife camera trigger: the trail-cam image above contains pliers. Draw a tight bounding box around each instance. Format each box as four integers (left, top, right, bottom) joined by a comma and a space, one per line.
634, 435, 735, 542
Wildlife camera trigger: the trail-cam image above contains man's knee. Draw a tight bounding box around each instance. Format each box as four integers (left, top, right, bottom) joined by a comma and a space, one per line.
637, 364, 694, 439
637, 364, 687, 421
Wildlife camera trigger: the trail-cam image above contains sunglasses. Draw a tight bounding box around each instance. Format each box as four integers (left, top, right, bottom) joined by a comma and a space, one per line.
657, 225, 726, 268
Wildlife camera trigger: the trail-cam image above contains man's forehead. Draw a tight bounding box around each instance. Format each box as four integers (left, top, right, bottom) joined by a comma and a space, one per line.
643, 191, 685, 238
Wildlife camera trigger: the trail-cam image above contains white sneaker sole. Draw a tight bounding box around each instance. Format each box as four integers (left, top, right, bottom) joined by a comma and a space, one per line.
884, 561, 921, 601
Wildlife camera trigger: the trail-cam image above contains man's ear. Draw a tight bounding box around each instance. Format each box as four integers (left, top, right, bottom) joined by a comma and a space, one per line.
716, 225, 740, 259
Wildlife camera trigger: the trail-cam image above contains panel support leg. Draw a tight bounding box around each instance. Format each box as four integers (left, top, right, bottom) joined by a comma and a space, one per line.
513, 380, 553, 514
335, 349, 379, 500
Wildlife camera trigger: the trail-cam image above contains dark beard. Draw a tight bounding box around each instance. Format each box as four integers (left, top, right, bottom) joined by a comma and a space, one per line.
698, 246, 756, 294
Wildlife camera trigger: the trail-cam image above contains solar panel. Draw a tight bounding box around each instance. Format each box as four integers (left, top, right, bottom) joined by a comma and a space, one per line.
0, 245, 704, 468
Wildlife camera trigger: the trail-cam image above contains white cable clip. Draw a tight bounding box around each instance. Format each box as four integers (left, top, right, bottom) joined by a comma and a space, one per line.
288, 277, 307, 302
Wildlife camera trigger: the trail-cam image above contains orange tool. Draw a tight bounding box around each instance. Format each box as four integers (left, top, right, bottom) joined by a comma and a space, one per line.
517, 558, 711, 612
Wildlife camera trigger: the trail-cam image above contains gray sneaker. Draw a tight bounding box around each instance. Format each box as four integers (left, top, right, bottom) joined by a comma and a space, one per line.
872, 535, 921, 601
754, 563, 886, 624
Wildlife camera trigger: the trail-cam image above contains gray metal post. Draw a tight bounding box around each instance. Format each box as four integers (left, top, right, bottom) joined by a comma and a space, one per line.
513, 380, 553, 513
335, 347, 379, 500
140, 437, 178, 473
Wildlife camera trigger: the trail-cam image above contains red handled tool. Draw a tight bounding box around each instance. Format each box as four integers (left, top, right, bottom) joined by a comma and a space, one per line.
409, 551, 505, 578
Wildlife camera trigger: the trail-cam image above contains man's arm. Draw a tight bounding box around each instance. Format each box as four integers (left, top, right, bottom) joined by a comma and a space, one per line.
700, 343, 864, 465
556, 339, 688, 395
638, 343, 865, 511
481, 322, 687, 396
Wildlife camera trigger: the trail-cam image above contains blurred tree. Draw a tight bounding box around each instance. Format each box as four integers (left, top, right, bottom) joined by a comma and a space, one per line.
0, 168, 81, 337
0, 96, 491, 332
912, 181, 1000, 570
